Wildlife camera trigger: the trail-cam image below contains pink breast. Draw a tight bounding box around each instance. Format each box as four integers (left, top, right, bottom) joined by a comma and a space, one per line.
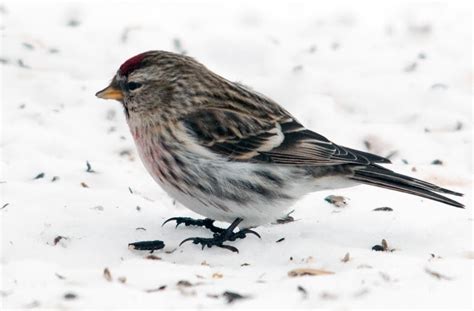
131, 127, 167, 183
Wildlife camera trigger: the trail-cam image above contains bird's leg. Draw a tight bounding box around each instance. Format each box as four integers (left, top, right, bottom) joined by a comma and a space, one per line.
128, 239, 165, 252
178, 218, 261, 253
163, 217, 225, 234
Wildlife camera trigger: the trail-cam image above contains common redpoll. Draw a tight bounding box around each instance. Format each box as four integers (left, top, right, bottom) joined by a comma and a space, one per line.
96, 51, 463, 252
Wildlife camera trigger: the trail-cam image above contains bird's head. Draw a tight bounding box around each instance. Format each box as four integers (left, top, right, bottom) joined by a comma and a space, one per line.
96, 50, 205, 118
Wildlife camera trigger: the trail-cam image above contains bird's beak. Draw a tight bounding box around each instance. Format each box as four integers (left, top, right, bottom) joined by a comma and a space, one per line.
95, 84, 124, 101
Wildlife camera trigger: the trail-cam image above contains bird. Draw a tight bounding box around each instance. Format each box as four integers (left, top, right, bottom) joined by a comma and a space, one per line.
96, 50, 464, 252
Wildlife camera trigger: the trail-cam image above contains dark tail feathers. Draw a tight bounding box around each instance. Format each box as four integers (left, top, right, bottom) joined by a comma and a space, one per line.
350, 165, 464, 208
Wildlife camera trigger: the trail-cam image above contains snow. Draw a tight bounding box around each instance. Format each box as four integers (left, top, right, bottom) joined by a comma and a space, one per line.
1, 0, 472, 309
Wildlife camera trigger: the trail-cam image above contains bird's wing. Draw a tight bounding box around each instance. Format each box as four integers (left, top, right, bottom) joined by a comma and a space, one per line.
180, 108, 391, 166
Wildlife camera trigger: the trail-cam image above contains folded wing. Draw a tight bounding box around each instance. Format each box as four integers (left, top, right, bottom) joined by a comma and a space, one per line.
181, 109, 390, 166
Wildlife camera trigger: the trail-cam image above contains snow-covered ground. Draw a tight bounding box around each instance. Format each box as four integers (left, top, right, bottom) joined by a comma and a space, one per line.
1, 0, 472, 309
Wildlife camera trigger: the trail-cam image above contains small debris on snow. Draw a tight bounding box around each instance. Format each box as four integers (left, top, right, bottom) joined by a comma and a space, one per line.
431, 159, 443, 165
173, 38, 187, 55
63, 292, 77, 300
103, 268, 112, 282
428, 253, 443, 261
55, 273, 66, 280
145, 285, 167, 293
67, 18, 81, 27
145, 254, 162, 260
288, 268, 334, 277
51, 176, 59, 182
363, 139, 371, 150
431, 83, 448, 90
385, 150, 398, 160
379, 271, 392, 282
128, 240, 165, 251
424, 267, 452, 280
325, 195, 348, 207
118, 276, 127, 283
276, 237, 285, 243
373, 207, 393, 212
17, 59, 30, 69
372, 239, 394, 252
320, 291, 338, 300
53, 235, 68, 246
222, 291, 249, 304
292, 65, 303, 72
341, 252, 350, 263
297, 285, 308, 299
1, 203, 9, 210
274, 210, 295, 224
22, 42, 34, 50
85, 161, 96, 173
80, 182, 89, 188
177, 280, 193, 287
212, 272, 223, 279
404, 62, 418, 72
33, 172, 45, 180
120, 149, 135, 161
353, 288, 370, 298
372, 245, 385, 252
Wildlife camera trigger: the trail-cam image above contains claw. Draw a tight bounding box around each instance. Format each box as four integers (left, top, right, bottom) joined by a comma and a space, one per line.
179, 237, 239, 253
162, 217, 180, 227
240, 229, 261, 239
179, 237, 198, 247
162, 216, 225, 233
219, 244, 239, 253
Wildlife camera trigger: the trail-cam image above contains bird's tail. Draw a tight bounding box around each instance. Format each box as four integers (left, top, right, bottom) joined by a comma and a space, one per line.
350, 165, 464, 208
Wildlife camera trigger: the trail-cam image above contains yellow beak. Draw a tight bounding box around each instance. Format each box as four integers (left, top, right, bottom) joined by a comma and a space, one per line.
95, 85, 124, 101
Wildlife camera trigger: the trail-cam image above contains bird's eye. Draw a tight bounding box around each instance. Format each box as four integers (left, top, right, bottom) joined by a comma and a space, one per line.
127, 82, 142, 91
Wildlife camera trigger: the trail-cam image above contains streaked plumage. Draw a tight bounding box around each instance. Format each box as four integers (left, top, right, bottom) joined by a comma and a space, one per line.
96, 50, 463, 229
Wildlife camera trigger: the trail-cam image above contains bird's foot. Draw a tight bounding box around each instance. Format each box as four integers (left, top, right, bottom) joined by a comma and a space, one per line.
163, 216, 224, 233
179, 218, 260, 253
128, 240, 165, 252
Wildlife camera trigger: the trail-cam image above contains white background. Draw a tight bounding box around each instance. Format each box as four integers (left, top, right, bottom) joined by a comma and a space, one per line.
1, 0, 472, 308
